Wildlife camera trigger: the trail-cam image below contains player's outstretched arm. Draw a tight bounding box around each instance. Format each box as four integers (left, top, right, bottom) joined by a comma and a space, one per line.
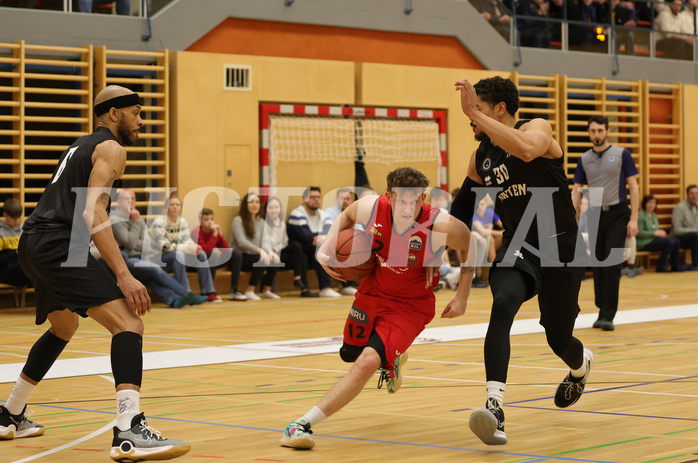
439, 220, 476, 319
85, 141, 151, 315
441, 265, 473, 319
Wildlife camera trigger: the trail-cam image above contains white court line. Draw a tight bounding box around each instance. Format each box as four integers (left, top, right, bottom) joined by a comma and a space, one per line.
10, 420, 117, 463
224, 363, 698, 400
10, 376, 116, 463
1, 304, 697, 384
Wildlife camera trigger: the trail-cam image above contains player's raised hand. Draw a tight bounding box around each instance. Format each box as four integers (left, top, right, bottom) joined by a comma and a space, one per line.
455, 78, 479, 119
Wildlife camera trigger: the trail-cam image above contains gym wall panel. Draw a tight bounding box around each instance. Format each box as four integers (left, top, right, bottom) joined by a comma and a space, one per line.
357, 63, 451, 108
170, 51, 262, 230
258, 57, 354, 104
683, 84, 698, 188
187, 18, 485, 71
170, 51, 355, 231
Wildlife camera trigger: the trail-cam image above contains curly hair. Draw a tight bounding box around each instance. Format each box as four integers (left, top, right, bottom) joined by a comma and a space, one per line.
238, 193, 259, 239
386, 167, 429, 194
473, 76, 520, 117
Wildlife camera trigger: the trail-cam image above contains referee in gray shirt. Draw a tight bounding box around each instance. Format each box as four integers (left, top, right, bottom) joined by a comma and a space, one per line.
572, 115, 639, 331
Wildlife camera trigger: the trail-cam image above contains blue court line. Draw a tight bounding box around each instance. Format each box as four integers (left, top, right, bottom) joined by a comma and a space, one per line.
508, 406, 698, 423
10, 402, 620, 463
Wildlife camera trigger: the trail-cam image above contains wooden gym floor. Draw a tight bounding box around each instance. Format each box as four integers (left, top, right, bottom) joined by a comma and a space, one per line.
1, 271, 697, 463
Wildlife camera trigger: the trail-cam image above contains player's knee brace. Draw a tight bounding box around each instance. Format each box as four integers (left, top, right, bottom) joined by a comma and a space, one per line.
339, 343, 363, 363
22, 330, 69, 382
365, 331, 388, 367
111, 331, 143, 387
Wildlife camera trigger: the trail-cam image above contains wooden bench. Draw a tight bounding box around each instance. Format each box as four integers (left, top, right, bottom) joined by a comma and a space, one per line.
0, 284, 31, 308
635, 249, 688, 271
186, 268, 323, 297
635, 251, 653, 269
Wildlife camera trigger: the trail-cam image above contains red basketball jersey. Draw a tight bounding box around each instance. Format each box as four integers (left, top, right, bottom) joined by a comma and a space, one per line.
359, 193, 443, 300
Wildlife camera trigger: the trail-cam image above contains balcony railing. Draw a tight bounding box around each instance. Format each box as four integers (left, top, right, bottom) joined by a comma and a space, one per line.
0, 0, 174, 17
471, 0, 696, 61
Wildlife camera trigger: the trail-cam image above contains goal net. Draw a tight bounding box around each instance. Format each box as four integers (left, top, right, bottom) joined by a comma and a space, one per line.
267, 114, 442, 189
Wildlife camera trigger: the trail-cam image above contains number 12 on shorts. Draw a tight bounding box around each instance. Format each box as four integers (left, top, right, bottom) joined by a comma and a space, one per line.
347, 323, 366, 339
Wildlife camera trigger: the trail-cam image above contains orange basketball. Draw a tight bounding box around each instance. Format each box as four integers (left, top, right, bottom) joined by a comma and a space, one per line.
326, 229, 376, 280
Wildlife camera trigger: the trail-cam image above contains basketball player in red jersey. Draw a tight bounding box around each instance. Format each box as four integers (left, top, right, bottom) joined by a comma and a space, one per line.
280, 167, 474, 450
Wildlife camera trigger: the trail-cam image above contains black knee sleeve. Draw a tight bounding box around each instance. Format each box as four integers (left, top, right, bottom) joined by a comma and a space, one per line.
546, 331, 583, 369
111, 331, 143, 387
339, 343, 363, 363
339, 332, 386, 366
22, 330, 69, 382
366, 331, 388, 367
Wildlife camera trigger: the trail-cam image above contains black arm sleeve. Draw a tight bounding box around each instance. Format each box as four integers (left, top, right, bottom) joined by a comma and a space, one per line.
449, 177, 483, 229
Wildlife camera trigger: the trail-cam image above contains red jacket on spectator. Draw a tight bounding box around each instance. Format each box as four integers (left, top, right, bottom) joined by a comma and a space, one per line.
191, 226, 229, 255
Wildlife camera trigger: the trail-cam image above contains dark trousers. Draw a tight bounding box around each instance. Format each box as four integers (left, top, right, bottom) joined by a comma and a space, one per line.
0, 252, 32, 287
485, 266, 584, 382
279, 241, 308, 283
592, 205, 630, 322
241, 252, 278, 288
298, 243, 332, 290
676, 232, 698, 267
208, 249, 243, 293
640, 237, 680, 271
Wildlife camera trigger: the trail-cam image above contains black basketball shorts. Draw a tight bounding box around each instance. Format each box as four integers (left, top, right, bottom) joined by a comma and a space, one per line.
18, 229, 124, 325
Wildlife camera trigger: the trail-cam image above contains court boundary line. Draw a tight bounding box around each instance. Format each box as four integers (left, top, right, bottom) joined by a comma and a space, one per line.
1, 304, 697, 384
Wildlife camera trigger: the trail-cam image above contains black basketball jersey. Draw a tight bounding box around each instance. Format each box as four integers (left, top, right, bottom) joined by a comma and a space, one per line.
23, 127, 119, 242
474, 120, 577, 251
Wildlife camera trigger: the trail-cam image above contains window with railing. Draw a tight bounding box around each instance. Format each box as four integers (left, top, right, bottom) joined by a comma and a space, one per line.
0, 0, 174, 17
469, 0, 697, 60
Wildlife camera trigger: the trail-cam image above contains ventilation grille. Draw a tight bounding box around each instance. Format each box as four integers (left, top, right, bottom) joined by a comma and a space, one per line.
224, 65, 252, 91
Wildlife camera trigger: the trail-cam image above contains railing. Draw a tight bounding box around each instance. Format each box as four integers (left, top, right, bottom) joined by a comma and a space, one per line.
471, 0, 697, 61
0, 0, 173, 17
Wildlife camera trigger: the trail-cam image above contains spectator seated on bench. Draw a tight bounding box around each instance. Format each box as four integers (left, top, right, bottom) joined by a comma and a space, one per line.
191, 208, 247, 301
150, 193, 222, 302
111, 189, 207, 308
0, 198, 32, 291
637, 194, 681, 272
231, 193, 281, 301
262, 196, 318, 298
671, 184, 698, 269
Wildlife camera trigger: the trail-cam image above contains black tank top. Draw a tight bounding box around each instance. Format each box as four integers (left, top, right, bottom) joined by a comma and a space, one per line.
474, 120, 578, 252
23, 127, 119, 242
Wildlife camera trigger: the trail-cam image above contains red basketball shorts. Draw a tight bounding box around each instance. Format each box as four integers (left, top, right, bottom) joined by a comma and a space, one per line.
342, 291, 435, 370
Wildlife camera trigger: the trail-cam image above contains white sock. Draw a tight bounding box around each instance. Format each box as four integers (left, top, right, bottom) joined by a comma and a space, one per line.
301, 406, 327, 427
5, 376, 35, 415
486, 380, 506, 405
571, 356, 588, 379
115, 389, 140, 431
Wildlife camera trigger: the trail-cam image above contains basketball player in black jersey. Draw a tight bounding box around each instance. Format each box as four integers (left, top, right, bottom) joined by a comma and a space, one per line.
0, 86, 190, 461
445, 76, 594, 445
